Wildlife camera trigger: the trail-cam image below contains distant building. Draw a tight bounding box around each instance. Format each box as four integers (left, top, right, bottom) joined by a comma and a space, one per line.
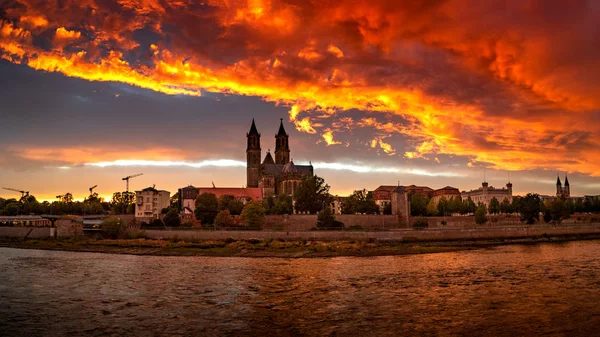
135, 187, 170, 222
556, 175, 571, 198
0, 216, 51, 227
179, 185, 200, 214
373, 185, 434, 212
431, 186, 461, 205
197, 187, 263, 203
461, 181, 513, 207
329, 195, 345, 215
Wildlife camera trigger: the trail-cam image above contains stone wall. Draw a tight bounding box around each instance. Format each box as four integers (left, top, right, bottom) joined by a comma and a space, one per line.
56, 220, 83, 237
144, 223, 600, 242
263, 214, 403, 231
0, 227, 51, 238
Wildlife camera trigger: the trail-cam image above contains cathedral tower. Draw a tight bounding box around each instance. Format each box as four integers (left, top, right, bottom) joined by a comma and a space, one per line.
246, 119, 261, 188
556, 175, 562, 197
275, 118, 290, 164
564, 175, 570, 198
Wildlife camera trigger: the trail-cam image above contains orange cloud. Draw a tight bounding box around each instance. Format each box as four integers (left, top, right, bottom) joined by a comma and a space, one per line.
15, 146, 187, 164
1, 0, 600, 176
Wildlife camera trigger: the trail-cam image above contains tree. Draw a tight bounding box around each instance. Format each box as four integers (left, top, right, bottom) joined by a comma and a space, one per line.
574, 198, 585, 214
215, 210, 234, 228
294, 175, 332, 214
437, 197, 449, 216
512, 196, 523, 215
316, 206, 343, 228
410, 193, 428, 216
218, 194, 244, 215
111, 192, 135, 214
461, 197, 476, 215
195, 193, 219, 224
240, 200, 266, 228
426, 198, 438, 216
343, 189, 379, 214
271, 194, 293, 215
518, 193, 542, 224
489, 197, 500, 215
383, 203, 392, 215
163, 208, 181, 227
500, 198, 513, 214
101, 217, 126, 239
546, 197, 570, 224
475, 204, 488, 225
448, 196, 462, 215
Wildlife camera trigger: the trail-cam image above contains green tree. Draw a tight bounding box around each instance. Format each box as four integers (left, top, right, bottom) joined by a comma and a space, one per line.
489, 197, 500, 215
546, 197, 570, 224
294, 175, 332, 214
500, 198, 513, 214
215, 209, 234, 228
240, 200, 266, 228
426, 198, 438, 216
194, 192, 219, 224
437, 197, 449, 216
475, 204, 488, 225
163, 208, 181, 227
410, 192, 428, 216
111, 192, 135, 214
518, 193, 542, 224
344, 189, 379, 214
271, 194, 293, 215
511, 196, 523, 215
383, 203, 392, 215
447, 196, 462, 215
316, 206, 343, 228
218, 194, 245, 215
574, 198, 585, 213
461, 197, 476, 215
101, 217, 126, 239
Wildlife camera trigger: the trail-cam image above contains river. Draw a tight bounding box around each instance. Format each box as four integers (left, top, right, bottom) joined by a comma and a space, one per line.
1, 241, 600, 336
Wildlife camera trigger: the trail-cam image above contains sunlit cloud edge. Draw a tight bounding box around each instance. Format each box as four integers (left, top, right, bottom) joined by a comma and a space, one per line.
80, 159, 464, 177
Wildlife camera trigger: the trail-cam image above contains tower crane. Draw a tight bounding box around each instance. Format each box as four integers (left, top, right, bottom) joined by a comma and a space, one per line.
89, 185, 98, 195
122, 173, 143, 193
2, 187, 30, 202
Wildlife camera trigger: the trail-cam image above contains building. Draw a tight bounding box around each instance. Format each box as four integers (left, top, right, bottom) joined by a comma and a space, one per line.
461, 181, 513, 207
373, 185, 434, 212
135, 186, 170, 222
0, 216, 51, 227
247, 118, 314, 196
430, 186, 461, 205
556, 175, 571, 198
178, 185, 263, 216
179, 185, 200, 214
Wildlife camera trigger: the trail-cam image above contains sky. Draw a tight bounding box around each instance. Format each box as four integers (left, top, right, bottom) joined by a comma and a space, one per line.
1, 0, 600, 201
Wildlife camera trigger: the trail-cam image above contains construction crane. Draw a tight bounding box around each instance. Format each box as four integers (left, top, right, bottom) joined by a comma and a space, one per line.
122, 173, 143, 193
2, 187, 29, 202
89, 185, 98, 195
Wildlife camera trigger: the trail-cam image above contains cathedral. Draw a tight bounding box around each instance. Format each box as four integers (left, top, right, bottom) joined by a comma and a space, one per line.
556, 175, 571, 198
246, 119, 313, 196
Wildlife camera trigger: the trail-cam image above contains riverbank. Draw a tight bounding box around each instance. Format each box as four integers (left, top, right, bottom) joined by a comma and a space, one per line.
2, 234, 600, 257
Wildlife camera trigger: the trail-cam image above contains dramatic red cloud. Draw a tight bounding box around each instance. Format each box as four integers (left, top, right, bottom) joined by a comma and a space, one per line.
1, 0, 600, 174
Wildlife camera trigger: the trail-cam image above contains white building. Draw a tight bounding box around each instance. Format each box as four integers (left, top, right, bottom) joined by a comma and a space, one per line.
461, 181, 513, 208
135, 186, 170, 222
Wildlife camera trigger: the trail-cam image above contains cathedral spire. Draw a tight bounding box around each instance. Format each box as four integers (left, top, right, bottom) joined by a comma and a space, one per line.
277, 118, 287, 136
248, 118, 259, 136
564, 174, 570, 186
556, 174, 562, 186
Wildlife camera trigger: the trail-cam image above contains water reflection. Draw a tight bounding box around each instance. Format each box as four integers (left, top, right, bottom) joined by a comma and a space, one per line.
1, 241, 600, 336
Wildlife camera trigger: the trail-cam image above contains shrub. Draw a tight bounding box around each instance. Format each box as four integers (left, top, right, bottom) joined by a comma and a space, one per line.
151, 219, 163, 227
475, 205, 488, 225
181, 220, 194, 228
316, 207, 344, 229
240, 201, 266, 229
100, 217, 126, 239
195, 193, 219, 225
163, 208, 181, 227
215, 210, 234, 228
413, 217, 429, 230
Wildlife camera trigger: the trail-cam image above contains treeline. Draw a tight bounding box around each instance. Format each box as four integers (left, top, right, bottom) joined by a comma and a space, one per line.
0, 192, 173, 216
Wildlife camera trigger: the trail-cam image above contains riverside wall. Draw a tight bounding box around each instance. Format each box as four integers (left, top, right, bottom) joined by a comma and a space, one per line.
142, 224, 600, 242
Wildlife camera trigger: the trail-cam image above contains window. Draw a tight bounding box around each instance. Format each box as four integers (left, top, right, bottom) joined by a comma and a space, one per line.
145, 205, 150, 211
146, 197, 150, 202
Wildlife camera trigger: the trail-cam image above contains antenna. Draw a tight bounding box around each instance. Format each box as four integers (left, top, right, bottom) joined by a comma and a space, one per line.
508, 171, 510, 183
484, 168, 487, 182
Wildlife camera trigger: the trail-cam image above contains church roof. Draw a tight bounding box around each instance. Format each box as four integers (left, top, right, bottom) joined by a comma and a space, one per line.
263, 163, 313, 177
277, 118, 287, 137
248, 119, 259, 136
557, 175, 562, 186
283, 160, 298, 173
263, 151, 274, 165
565, 175, 570, 186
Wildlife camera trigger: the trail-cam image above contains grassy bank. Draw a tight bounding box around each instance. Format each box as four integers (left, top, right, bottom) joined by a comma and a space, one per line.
2, 235, 599, 257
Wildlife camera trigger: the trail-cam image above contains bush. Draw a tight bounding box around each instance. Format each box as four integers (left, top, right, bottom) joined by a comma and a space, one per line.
163, 208, 181, 227
100, 217, 126, 239
441, 220, 447, 226
151, 219, 163, 227
181, 220, 194, 228
240, 201, 266, 228
475, 205, 488, 225
316, 207, 344, 229
413, 217, 429, 230
215, 210, 234, 228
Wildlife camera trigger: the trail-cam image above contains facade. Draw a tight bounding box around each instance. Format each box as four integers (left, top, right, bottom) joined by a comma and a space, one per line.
247, 119, 314, 196
430, 186, 461, 205
556, 175, 571, 198
179, 185, 200, 213
461, 181, 513, 207
135, 187, 170, 222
